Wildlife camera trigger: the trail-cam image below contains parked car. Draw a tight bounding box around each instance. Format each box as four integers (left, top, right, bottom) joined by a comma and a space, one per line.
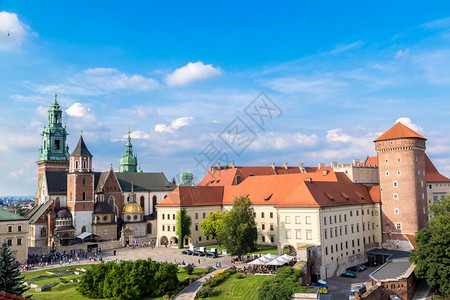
346, 266, 360, 272
206, 252, 218, 258
181, 250, 193, 255
341, 272, 356, 278
193, 250, 206, 256
358, 264, 367, 271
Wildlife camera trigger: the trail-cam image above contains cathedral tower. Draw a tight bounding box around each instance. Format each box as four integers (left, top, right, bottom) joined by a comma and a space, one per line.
375, 122, 428, 250
118, 130, 140, 173
67, 135, 94, 235
36, 95, 70, 204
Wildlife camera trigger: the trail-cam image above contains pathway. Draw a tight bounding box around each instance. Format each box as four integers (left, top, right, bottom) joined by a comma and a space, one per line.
174, 267, 227, 300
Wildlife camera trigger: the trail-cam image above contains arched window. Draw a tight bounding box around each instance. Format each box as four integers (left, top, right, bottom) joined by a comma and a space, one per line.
83, 160, 87, 169
140, 196, 145, 209
75, 160, 79, 169
81, 226, 86, 233
41, 228, 47, 238
82, 192, 86, 201
152, 196, 157, 212
55, 197, 60, 207
147, 223, 152, 234
83, 178, 86, 186
109, 196, 115, 211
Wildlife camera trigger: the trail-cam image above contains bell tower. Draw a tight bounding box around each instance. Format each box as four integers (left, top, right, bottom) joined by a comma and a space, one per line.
36, 95, 70, 205
67, 134, 94, 236
375, 122, 428, 250
118, 130, 139, 172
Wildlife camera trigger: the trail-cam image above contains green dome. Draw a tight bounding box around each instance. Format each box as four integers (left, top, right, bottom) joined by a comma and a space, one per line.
118, 130, 139, 173
179, 171, 194, 186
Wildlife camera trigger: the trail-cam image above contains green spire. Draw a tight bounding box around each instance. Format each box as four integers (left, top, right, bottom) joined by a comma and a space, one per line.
119, 130, 139, 172
38, 95, 69, 162
179, 171, 195, 186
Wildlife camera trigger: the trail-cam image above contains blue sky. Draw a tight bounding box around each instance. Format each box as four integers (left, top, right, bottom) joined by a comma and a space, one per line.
2, 1, 450, 195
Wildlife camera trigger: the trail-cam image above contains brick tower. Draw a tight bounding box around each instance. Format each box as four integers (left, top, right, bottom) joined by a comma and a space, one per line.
67, 135, 94, 235
36, 95, 70, 205
374, 122, 428, 250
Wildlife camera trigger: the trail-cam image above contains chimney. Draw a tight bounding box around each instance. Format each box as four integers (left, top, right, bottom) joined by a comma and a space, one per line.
331, 161, 338, 168
352, 159, 360, 166
283, 162, 288, 169
230, 162, 235, 168
306, 177, 312, 182
271, 162, 275, 170
216, 162, 221, 169
318, 163, 325, 169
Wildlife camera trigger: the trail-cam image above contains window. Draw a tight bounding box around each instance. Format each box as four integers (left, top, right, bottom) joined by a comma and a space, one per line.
334, 215, 337, 223
17, 238, 22, 246
82, 192, 86, 201
296, 230, 301, 239
357, 239, 360, 246
340, 227, 342, 235
295, 216, 301, 224
55, 139, 60, 150
356, 224, 359, 232
262, 224, 265, 230
286, 230, 291, 239
393, 181, 398, 187
339, 215, 342, 222
195, 213, 198, 219
140, 196, 145, 208
270, 224, 274, 231
345, 226, 348, 234
329, 216, 332, 224
362, 209, 364, 216
325, 247, 328, 255
173, 225, 175, 231
344, 214, 347, 222
306, 230, 312, 240
351, 224, 354, 233
331, 245, 334, 253
83, 160, 87, 169
363, 223, 365, 231
397, 171, 401, 175
350, 211, 353, 217
195, 224, 198, 231
162, 225, 165, 231
285, 216, 290, 224
324, 217, 327, 225
393, 193, 398, 200
335, 227, 338, 236
330, 229, 333, 238
173, 214, 175, 220
306, 216, 311, 224
269, 236, 275, 243
41, 228, 47, 238
394, 208, 399, 214
262, 236, 265, 242
356, 210, 359, 216
396, 222, 402, 230
162, 214, 165, 220
352, 240, 355, 247
167, 226, 170, 231
7, 239, 12, 246
203, 212, 206, 218
385, 171, 389, 176
75, 161, 79, 169
83, 178, 86, 186
270, 212, 273, 218
109, 196, 115, 211
152, 196, 157, 212
81, 226, 86, 233
324, 230, 327, 239
345, 241, 348, 249
18, 225, 21, 232
7, 226, 12, 233
261, 212, 265, 218
147, 223, 152, 234
167, 214, 170, 220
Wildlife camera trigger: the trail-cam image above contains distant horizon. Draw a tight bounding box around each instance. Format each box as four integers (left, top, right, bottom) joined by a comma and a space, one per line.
2, 1, 450, 195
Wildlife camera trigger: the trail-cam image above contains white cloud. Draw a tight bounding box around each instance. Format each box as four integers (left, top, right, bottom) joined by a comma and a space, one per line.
250, 132, 318, 150
0, 11, 29, 52
8, 169, 24, 179
165, 61, 221, 86
155, 117, 194, 133
329, 40, 364, 54
66, 102, 91, 117
127, 130, 151, 140
395, 117, 423, 133
265, 77, 344, 96
34, 68, 159, 96
396, 48, 409, 58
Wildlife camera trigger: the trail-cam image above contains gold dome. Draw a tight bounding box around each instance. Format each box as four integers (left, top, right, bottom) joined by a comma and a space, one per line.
122, 202, 144, 214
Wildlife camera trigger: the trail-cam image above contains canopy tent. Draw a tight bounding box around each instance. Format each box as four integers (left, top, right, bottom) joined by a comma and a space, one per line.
248, 256, 273, 265
265, 254, 296, 266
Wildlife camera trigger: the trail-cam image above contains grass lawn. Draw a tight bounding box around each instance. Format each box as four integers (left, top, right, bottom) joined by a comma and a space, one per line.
23, 265, 204, 300
204, 275, 269, 300
205, 244, 278, 255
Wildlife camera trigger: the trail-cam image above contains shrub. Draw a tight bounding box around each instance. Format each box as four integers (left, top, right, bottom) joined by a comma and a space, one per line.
235, 273, 244, 279
184, 264, 194, 275
197, 285, 214, 298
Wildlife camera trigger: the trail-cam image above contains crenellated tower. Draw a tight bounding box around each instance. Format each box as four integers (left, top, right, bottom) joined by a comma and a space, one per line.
375, 122, 428, 250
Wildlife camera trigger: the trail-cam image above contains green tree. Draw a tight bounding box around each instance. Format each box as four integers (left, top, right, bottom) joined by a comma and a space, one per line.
0, 240, 28, 296
410, 196, 450, 297
199, 211, 227, 246
176, 208, 192, 249
222, 197, 257, 258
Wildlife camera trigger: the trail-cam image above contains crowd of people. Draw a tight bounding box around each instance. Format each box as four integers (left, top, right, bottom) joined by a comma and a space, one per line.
23, 249, 104, 271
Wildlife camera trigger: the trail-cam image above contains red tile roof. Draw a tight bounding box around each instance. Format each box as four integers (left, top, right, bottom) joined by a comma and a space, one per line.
0, 292, 31, 300
198, 165, 329, 186
374, 122, 426, 142
425, 154, 450, 182
364, 156, 378, 167
160, 170, 378, 208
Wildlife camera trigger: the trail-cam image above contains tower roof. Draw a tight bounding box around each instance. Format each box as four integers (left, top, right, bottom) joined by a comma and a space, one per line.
374, 122, 426, 142
71, 135, 92, 157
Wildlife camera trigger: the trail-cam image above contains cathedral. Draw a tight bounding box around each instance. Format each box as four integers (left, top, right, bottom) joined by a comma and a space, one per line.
26, 97, 176, 248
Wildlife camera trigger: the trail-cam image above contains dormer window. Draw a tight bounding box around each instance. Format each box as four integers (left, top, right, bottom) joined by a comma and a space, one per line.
324, 192, 334, 201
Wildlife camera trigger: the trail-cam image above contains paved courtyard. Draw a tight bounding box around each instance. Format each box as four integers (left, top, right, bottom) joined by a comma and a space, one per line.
101, 246, 233, 269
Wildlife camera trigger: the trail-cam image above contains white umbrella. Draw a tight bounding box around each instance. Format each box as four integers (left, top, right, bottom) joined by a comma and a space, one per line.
248, 256, 274, 265
266, 257, 287, 266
